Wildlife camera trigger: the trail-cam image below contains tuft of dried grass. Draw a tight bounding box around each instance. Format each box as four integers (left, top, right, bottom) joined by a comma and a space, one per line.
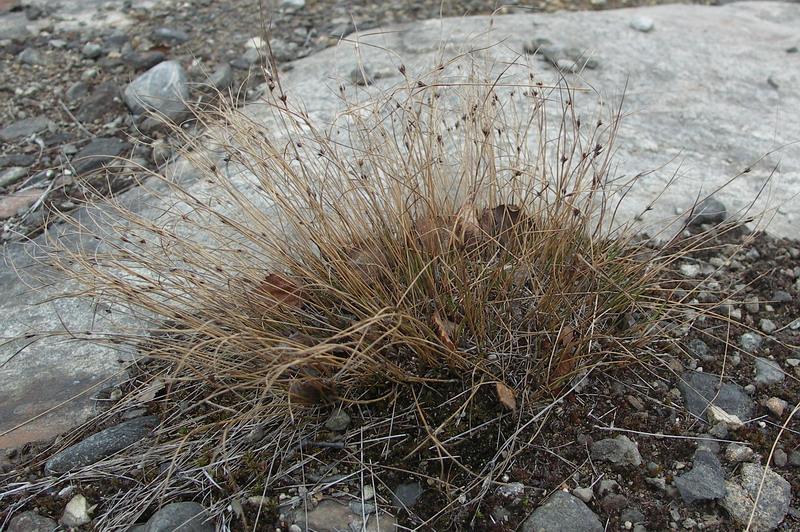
6, 41, 769, 529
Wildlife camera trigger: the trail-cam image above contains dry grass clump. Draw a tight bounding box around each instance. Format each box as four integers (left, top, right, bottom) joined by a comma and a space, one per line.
32, 48, 723, 528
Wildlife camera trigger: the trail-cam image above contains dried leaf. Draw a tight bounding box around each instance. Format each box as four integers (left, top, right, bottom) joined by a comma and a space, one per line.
413, 214, 447, 256
254, 273, 302, 308
433, 310, 457, 351
455, 202, 482, 250
288, 379, 332, 405
135, 378, 164, 403
480, 204, 527, 247
495, 381, 517, 411
552, 325, 577, 379
345, 242, 387, 279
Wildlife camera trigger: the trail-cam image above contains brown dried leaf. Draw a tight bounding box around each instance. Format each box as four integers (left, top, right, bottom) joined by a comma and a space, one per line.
495, 381, 517, 411
345, 242, 387, 279
552, 325, 577, 379
455, 202, 482, 250
413, 214, 447, 256
480, 204, 526, 247
288, 379, 332, 405
433, 310, 458, 351
254, 273, 303, 308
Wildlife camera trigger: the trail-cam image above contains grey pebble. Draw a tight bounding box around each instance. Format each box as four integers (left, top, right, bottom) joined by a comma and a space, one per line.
153, 28, 190, 46
521, 490, 603, 532
391, 482, 423, 508
721, 463, 791, 531
82, 42, 103, 59
324, 409, 351, 432
754, 357, 784, 387
739, 332, 762, 353
688, 197, 726, 226
677, 371, 754, 423
17, 47, 41, 66
630, 16, 654, 32
123, 60, 190, 122
0, 116, 54, 143
590, 435, 642, 466
7, 511, 58, 532
0, 167, 28, 188
143, 502, 213, 532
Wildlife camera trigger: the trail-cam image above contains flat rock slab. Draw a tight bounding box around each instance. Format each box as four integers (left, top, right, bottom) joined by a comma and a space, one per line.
721, 463, 791, 531
45, 415, 158, 474
677, 371, 754, 423
674, 449, 727, 504
521, 490, 603, 532
1, 2, 798, 451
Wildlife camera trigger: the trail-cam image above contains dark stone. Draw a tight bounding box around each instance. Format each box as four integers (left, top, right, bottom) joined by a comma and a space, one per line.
677, 371, 754, 422
0, 153, 35, 167
103, 34, 131, 54
0, 116, 53, 142
44, 132, 74, 147
143, 502, 214, 532
686, 338, 711, 360
8, 511, 57, 532
391, 482, 423, 508
123, 51, 166, 70
688, 197, 727, 226
521, 491, 603, 532
674, 450, 726, 504
44, 416, 158, 474
71, 137, 130, 176
153, 27, 190, 46
76, 82, 125, 123
123, 60, 190, 122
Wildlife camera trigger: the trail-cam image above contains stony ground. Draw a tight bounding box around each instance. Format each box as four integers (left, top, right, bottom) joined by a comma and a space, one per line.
1, 0, 798, 531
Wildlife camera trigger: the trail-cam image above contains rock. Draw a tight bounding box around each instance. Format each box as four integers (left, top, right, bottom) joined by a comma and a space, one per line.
686, 338, 712, 360
572, 486, 593, 503
687, 197, 726, 226
726, 443, 754, 463
232, 47, 261, 69
773, 449, 787, 468
207, 63, 233, 90
65, 81, 89, 102
76, 82, 125, 123
721, 463, 791, 531
153, 28, 190, 46
60, 494, 92, 527
70, 137, 130, 177
537, 44, 599, 73
0, 189, 44, 219
763, 397, 787, 418
788, 450, 800, 467
291, 499, 396, 532
759, 319, 776, 334
771, 290, 792, 303
497, 481, 525, 498
0, 166, 27, 188
597, 479, 620, 497
390, 482, 423, 508
679, 263, 700, 277
521, 490, 603, 532
677, 371, 754, 423
7, 511, 58, 532
0, 116, 54, 142
707, 405, 743, 430
82, 42, 103, 59
44, 416, 158, 474
123, 61, 190, 122
124, 51, 166, 71
674, 450, 727, 504
0, 25, 32, 43
754, 357, 784, 387
143, 502, 214, 532
590, 435, 642, 466
600, 493, 628, 511
739, 332, 763, 353
17, 47, 41, 66
630, 15, 654, 32
0, 153, 36, 167
620, 509, 646, 526
324, 409, 351, 432
280, 0, 306, 10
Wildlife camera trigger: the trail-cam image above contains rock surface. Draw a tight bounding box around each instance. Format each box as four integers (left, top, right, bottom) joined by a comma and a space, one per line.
721, 463, 791, 531
521, 490, 604, 532
45, 416, 158, 474
142, 502, 214, 532
677, 371, 754, 423
123, 60, 190, 121
590, 435, 642, 466
674, 450, 727, 504
7, 511, 58, 532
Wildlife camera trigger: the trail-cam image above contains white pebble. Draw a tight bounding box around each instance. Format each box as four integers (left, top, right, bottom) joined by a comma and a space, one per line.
630, 16, 654, 32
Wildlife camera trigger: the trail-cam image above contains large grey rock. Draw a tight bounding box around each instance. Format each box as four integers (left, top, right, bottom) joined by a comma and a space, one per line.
123, 60, 190, 122
677, 371, 754, 423
45, 416, 158, 474
674, 450, 727, 504
590, 435, 642, 466
71, 137, 130, 176
7, 511, 58, 532
721, 463, 791, 531
521, 490, 603, 532
390, 482, 423, 508
0, 116, 53, 143
143, 502, 214, 532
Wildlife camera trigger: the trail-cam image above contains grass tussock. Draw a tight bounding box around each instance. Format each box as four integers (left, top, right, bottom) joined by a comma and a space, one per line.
32, 46, 743, 528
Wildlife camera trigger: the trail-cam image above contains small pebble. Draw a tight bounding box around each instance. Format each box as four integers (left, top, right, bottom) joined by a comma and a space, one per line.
760, 319, 776, 334
763, 397, 787, 417
630, 15, 654, 32
773, 449, 788, 467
